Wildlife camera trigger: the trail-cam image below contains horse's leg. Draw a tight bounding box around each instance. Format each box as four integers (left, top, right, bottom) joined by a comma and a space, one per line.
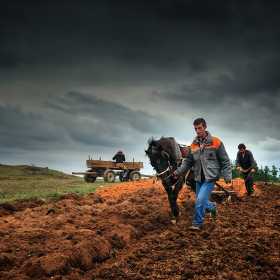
164, 182, 184, 224
163, 186, 178, 223
163, 186, 173, 215
171, 182, 184, 221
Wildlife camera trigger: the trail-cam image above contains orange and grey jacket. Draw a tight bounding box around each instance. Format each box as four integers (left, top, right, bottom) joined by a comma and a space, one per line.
176, 131, 232, 183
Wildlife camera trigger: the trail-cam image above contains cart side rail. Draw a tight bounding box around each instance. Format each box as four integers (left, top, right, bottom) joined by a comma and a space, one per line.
86, 160, 143, 170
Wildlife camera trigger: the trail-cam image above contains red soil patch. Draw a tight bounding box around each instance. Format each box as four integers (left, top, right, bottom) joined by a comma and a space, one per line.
0, 179, 279, 279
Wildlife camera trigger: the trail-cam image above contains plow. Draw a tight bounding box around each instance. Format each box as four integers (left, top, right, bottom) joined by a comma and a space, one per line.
212, 182, 237, 203
211, 181, 239, 203
211, 166, 254, 203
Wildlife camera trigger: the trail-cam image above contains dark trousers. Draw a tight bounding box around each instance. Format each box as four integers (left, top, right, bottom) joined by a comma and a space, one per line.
242, 172, 254, 195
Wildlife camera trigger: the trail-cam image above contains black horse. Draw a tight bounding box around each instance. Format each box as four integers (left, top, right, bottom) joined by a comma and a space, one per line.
145, 137, 196, 223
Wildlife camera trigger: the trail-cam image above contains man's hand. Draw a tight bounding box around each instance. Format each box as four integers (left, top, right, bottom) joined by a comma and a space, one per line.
251, 168, 255, 173
236, 167, 241, 171
173, 171, 179, 179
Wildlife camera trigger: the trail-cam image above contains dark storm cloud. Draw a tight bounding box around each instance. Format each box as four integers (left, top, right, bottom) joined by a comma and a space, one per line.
42, 91, 174, 149
161, 67, 280, 107
44, 91, 163, 134
1, 93, 168, 152
1, 0, 278, 113
0, 105, 67, 149
1, 0, 280, 174
1, 1, 279, 72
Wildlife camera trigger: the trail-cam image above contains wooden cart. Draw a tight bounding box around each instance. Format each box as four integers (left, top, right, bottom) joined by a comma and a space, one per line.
72, 156, 144, 183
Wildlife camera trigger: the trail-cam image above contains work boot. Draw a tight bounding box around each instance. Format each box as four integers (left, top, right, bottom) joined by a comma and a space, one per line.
211, 202, 218, 220
189, 225, 201, 231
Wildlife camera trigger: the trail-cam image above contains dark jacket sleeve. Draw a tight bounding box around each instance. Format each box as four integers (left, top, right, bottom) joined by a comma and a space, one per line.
235, 152, 241, 167
248, 150, 255, 168
216, 142, 232, 182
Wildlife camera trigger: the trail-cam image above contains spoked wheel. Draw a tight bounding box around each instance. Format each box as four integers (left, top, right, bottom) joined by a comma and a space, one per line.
129, 171, 141, 181
103, 170, 116, 183
84, 169, 96, 183
89, 177, 96, 183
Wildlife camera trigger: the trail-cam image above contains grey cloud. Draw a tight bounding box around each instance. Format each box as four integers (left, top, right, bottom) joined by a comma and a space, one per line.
0, 105, 67, 150
1, 1, 280, 174
49, 91, 166, 135
38, 91, 177, 150
1, 1, 279, 72
154, 74, 280, 139
0, 53, 21, 69
1, 105, 41, 124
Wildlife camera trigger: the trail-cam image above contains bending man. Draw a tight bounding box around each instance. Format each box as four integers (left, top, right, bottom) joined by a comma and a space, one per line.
236, 143, 255, 196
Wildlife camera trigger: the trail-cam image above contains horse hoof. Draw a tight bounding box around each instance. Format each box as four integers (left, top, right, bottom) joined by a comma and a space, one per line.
169, 211, 180, 224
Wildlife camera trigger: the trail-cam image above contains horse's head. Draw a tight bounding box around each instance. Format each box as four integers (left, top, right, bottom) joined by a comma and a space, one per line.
145, 137, 178, 184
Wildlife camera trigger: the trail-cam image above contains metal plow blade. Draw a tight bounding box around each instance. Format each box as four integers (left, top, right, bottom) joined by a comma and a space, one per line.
212, 182, 237, 203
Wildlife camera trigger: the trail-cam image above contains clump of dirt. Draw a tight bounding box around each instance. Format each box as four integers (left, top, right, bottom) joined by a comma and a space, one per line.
0, 178, 279, 279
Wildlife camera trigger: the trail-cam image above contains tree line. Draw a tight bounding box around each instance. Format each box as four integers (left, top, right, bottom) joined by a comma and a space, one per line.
230, 160, 279, 183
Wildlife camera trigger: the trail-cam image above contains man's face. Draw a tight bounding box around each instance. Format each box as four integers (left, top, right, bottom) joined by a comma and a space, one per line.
194, 123, 207, 138
239, 148, 246, 154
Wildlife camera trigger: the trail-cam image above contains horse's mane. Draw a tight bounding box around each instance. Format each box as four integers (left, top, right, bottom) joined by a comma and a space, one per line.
147, 136, 178, 166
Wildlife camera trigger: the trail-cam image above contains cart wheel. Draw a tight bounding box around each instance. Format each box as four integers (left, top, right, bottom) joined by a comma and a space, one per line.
129, 171, 141, 181
84, 169, 95, 183
89, 177, 97, 183
103, 170, 116, 183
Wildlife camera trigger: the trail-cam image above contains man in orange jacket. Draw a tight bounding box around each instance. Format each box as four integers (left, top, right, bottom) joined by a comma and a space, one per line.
173, 118, 232, 231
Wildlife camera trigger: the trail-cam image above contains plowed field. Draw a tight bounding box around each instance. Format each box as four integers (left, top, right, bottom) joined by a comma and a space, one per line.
0, 178, 279, 279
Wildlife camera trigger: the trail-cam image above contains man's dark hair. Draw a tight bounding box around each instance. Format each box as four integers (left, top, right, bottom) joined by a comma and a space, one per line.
238, 143, 246, 149
193, 118, 206, 126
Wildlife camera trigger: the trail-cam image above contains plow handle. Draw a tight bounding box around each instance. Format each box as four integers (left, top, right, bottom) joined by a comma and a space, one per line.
215, 182, 230, 195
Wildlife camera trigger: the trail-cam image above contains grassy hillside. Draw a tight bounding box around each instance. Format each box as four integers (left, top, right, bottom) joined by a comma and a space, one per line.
0, 164, 119, 204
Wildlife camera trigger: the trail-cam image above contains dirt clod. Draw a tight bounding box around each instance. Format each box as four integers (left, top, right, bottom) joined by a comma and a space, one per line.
0, 178, 279, 279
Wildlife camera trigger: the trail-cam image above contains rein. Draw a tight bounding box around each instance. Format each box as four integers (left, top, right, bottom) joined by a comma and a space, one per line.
155, 151, 182, 186
156, 151, 173, 180
156, 166, 170, 177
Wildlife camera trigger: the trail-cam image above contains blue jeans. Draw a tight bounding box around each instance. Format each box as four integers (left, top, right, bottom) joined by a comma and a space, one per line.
193, 180, 216, 227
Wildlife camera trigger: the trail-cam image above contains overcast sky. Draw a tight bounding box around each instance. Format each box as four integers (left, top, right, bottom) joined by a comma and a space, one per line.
1, 1, 280, 177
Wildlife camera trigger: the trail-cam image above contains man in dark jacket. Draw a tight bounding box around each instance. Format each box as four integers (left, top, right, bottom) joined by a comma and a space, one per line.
173, 118, 232, 231
113, 150, 128, 180
112, 150, 125, 163
236, 143, 255, 196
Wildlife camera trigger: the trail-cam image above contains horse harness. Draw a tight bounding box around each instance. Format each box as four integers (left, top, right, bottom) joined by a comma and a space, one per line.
155, 151, 186, 186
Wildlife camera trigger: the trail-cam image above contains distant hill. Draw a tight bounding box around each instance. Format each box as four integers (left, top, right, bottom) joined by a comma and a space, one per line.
0, 164, 75, 179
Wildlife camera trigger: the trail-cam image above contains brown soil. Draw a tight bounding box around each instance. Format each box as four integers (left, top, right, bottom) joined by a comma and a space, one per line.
0, 179, 279, 280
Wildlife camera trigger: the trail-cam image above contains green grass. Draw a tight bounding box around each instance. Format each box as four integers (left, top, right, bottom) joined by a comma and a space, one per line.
0, 164, 121, 204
